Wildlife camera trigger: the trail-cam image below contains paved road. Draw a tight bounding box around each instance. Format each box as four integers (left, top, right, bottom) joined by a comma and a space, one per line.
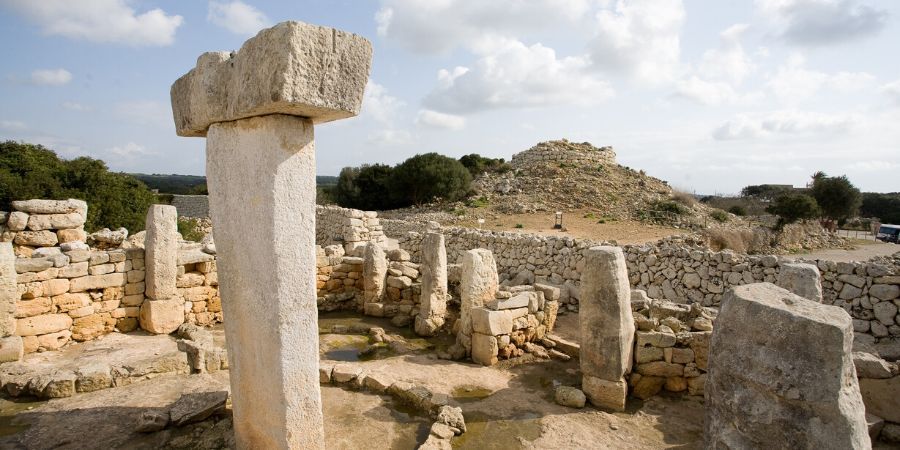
781, 242, 899, 263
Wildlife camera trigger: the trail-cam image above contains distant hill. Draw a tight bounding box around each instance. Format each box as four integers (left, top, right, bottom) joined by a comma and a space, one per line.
131, 173, 340, 194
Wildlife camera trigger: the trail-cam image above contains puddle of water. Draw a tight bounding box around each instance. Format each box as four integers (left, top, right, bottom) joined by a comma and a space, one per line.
451, 411, 542, 449
451, 385, 494, 403
0, 397, 43, 437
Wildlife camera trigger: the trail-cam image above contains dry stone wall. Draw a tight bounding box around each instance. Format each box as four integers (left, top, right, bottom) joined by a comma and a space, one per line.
316, 206, 387, 254
171, 195, 210, 219
510, 140, 616, 169
383, 219, 899, 343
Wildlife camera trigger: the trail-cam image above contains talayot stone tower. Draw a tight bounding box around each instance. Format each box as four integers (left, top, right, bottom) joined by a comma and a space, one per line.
509, 140, 616, 170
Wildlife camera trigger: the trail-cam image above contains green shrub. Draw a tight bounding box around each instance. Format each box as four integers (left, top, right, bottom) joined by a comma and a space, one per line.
727, 205, 747, 216
458, 154, 508, 176
466, 196, 489, 208
514, 223, 524, 229
177, 218, 204, 242
767, 193, 820, 228
584, 213, 596, 219
710, 210, 729, 222
653, 200, 688, 215
391, 153, 472, 206
0, 141, 156, 232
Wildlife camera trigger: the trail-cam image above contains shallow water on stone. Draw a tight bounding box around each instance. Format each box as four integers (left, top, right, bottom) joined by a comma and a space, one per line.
0, 397, 42, 437
451, 385, 494, 403
451, 411, 543, 449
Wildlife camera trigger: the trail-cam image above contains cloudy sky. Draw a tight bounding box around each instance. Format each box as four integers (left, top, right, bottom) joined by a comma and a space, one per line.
1, 0, 898, 194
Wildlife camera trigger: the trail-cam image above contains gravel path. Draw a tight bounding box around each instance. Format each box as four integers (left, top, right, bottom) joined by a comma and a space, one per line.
781, 242, 899, 263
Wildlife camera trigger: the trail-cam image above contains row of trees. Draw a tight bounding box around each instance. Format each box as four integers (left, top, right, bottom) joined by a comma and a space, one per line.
0, 141, 157, 232
331, 153, 474, 210
765, 172, 862, 229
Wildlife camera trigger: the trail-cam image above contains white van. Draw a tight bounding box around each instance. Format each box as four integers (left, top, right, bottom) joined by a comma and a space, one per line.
876, 224, 900, 243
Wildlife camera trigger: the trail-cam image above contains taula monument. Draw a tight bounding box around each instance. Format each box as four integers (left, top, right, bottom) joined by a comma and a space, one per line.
170, 21, 372, 449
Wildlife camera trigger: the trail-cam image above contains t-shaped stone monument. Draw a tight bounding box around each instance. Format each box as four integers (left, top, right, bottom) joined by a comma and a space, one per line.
170, 21, 371, 449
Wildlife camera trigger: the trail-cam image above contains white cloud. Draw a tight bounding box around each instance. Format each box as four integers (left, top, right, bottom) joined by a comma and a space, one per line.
367, 129, 413, 147
362, 81, 404, 126
0, 120, 26, 131
881, 80, 900, 106
698, 24, 755, 84
846, 160, 900, 172
61, 101, 92, 112
416, 109, 466, 130
588, 0, 685, 84
30, 68, 72, 86
2, 0, 183, 46
713, 110, 860, 140
207, 1, 270, 36
766, 54, 874, 102
425, 39, 614, 114
375, 0, 593, 54
756, 0, 888, 46
672, 77, 760, 106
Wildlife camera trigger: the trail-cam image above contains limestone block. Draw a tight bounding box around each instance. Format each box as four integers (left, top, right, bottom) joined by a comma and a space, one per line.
69, 273, 126, 292
776, 262, 823, 302
582, 376, 628, 411
471, 332, 498, 366
171, 21, 372, 137
13, 231, 58, 247
705, 283, 869, 449
859, 376, 900, 423
0, 243, 16, 336
6, 212, 27, 231
0, 335, 24, 362
418, 231, 447, 321
458, 249, 499, 352
486, 292, 530, 310
15, 297, 52, 318
38, 330, 71, 350
580, 246, 635, 381
470, 307, 514, 335
139, 299, 184, 334
26, 213, 84, 231
869, 284, 900, 301
53, 293, 91, 312
16, 313, 72, 336
57, 228, 87, 244
363, 243, 387, 303
144, 205, 178, 300
57, 261, 88, 278
12, 199, 87, 217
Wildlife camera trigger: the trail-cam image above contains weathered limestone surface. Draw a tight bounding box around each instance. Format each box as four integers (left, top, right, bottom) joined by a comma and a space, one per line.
206, 114, 324, 449
363, 243, 386, 303
776, 262, 823, 303
457, 249, 498, 353
0, 243, 16, 337
705, 283, 869, 449
144, 205, 178, 300
171, 21, 372, 137
138, 299, 184, 335
579, 246, 634, 411
415, 232, 447, 336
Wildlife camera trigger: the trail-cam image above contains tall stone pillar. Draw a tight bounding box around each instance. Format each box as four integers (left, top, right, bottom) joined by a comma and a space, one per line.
363, 242, 387, 305
0, 242, 23, 362
456, 249, 498, 354
140, 204, 184, 334
170, 21, 371, 450
415, 232, 447, 336
705, 283, 869, 449
580, 246, 635, 411
776, 262, 823, 303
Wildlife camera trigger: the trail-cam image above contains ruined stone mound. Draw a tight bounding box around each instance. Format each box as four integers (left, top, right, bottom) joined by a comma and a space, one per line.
472, 139, 692, 220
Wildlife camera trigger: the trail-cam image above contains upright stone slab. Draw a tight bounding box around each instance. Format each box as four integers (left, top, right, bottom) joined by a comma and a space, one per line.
0, 242, 16, 337
144, 205, 178, 300
705, 283, 869, 449
415, 232, 447, 336
456, 249, 498, 354
171, 20, 372, 450
363, 242, 387, 303
776, 262, 823, 303
579, 246, 634, 411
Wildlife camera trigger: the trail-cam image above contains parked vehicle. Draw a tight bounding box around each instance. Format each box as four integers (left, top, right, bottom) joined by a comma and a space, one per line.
876, 224, 900, 243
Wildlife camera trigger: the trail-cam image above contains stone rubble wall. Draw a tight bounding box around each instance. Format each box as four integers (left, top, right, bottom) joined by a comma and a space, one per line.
2, 199, 222, 355
171, 195, 210, 219
468, 286, 559, 365
509, 140, 616, 169
382, 218, 899, 343
315, 205, 387, 254
316, 244, 423, 324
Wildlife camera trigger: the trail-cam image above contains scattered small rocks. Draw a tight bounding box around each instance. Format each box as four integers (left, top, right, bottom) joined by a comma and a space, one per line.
554, 386, 586, 408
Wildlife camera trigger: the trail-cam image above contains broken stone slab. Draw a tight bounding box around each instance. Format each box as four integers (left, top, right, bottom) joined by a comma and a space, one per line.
12, 199, 87, 216
136, 409, 170, 433
470, 307, 513, 336
776, 262, 823, 302
485, 292, 530, 310
436, 405, 466, 434
859, 375, 900, 423
0, 243, 17, 338
554, 386, 586, 408
853, 352, 897, 379
705, 283, 869, 449
171, 21, 372, 137
75, 363, 113, 393
139, 299, 184, 335
177, 249, 215, 266
0, 336, 24, 363
169, 390, 229, 426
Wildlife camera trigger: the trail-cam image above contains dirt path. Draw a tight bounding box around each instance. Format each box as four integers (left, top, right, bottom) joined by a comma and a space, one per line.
455, 209, 686, 245
782, 241, 898, 263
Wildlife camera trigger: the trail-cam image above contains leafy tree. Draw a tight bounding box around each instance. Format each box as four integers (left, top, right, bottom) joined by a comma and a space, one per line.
860, 193, 900, 224
809, 172, 861, 227
727, 205, 747, 216
459, 154, 509, 176
740, 184, 792, 200
392, 153, 472, 206
333, 166, 361, 207
0, 141, 156, 232
766, 193, 820, 228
